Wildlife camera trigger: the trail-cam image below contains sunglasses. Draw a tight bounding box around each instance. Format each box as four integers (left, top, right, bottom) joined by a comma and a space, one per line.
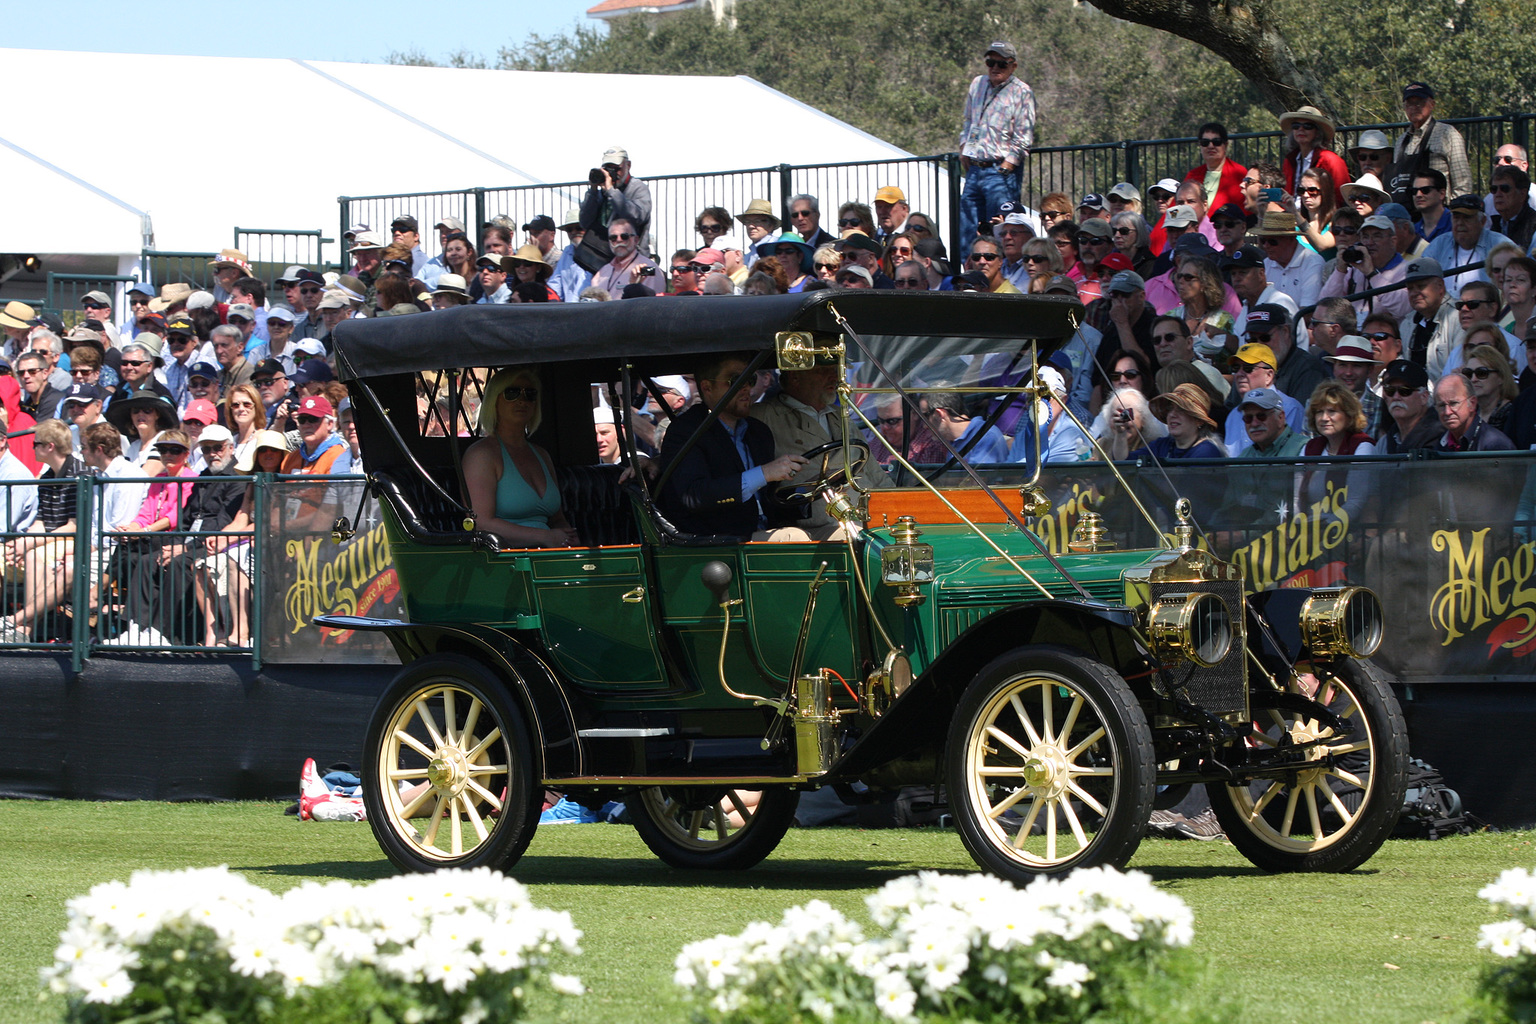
984, 58, 1012, 69
18, 367, 47, 376
1292, 121, 1318, 131
671, 265, 697, 275
1298, 187, 1322, 196
1174, 273, 1199, 283
1109, 369, 1141, 380
296, 415, 322, 425
875, 416, 904, 426
1112, 227, 1134, 235
1213, 219, 1244, 230
1232, 359, 1270, 372
1363, 331, 1399, 341
837, 217, 862, 227
1077, 235, 1111, 246
1412, 185, 1441, 195
70, 367, 97, 377
1382, 386, 1420, 397
1151, 333, 1184, 345
82, 302, 109, 310
1454, 299, 1492, 310
1461, 366, 1496, 379
1198, 137, 1225, 147
252, 378, 283, 387
190, 378, 216, 387
119, 359, 151, 368
699, 223, 724, 233
607, 233, 633, 242
1024, 254, 1051, 264
155, 445, 189, 455
1492, 183, 1518, 194
300, 287, 323, 295
1241, 410, 1275, 422
1257, 237, 1286, 247
229, 401, 256, 410
970, 252, 1001, 262
889, 245, 913, 255
500, 386, 539, 402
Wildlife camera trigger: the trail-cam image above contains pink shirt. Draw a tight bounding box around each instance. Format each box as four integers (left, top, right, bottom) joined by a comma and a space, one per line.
131, 466, 196, 529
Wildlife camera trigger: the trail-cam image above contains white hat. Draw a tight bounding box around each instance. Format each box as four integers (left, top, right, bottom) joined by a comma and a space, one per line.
350, 230, 386, 251
651, 374, 691, 401
292, 338, 326, 358
198, 424, 235, 445
1150, 178, 1181, 196
1037, 366, 1066, 399
713, 234, 744, 253
186, 290, 216, 311
593, 405, 616, 424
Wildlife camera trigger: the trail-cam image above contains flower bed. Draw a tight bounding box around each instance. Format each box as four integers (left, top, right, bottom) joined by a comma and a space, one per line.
43, 865, 582, 1024
674, 866, 1194, 1023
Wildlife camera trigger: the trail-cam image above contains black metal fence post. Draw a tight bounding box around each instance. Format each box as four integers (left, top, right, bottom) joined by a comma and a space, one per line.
777, 164, 794, 228
945, 153, 963, 260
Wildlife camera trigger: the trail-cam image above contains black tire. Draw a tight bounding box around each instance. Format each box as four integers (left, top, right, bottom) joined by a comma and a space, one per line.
629, 786, 799, 870
363, 653, 541, 873
1207, 657, 1408, 873
945, 645, 1155, 881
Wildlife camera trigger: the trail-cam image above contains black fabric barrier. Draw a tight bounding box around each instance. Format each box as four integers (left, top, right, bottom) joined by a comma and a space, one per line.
0, 653, 381, 802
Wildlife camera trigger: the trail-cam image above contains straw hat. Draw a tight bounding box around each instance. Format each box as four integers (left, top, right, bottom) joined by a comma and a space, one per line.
1279, 105, 1336, 144
1150, 382, 1216, 428
234, 429, 293, 473
1251, 210, 1300, 237
506, 244, 553, 281
736, 199, 781, 229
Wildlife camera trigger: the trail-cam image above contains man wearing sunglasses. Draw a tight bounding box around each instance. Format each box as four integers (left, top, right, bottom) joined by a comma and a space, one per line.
1488, 164, 1536, 252
1483, 147, 1536, 219
666, 250, 704, 297
1372, 359, 1439, 453
579, 145, 653, 255
79, 291, 122, 348
288, 269, 327, 341
1220, 335, 1308, 454
280, 394, 353, 531
958, 40, 1035, 259
593, 217, 660, 299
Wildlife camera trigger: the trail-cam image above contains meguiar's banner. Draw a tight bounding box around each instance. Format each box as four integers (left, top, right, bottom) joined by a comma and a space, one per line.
264, 480, 402, 664
264, 454, 1536, 679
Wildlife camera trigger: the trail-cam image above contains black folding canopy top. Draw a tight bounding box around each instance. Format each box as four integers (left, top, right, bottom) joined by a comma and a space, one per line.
330, 290, 1084, 381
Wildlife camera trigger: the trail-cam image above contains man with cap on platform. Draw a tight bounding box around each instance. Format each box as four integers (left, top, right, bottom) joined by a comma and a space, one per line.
160, 314, 206, 411
1106, 183, 1141, 217
958, 39, 1036, 257
579, 146, 654, 253
1210, 202, 1250, 255
836, 233, 894, 289
474, 254, 512, 305
1485, 146, 1536, 218
1250, 301, 1328, 402
184, 361, 223, 413
79, 290, 122, 348
417, 219, 461, 290
1253, 210, 1324, 309
996, 211, 1035, 290
1078, 193, 1110, 223
1221, 338, 1308, 454
873, 187, 909, 243
1145, 177, 1183, 253
62, 383, 107, 452
226, 303, 266, 362
287, 269, 327, 341
264, 307, 299, 373
1391, 82, 1472, 205
1401, 256, 1464, 379
835, 265, 875, 290
390, 215, 427, 274
179, 399, 220, 474
1423, 194, 1515, 293
348, 231, 386, 295
119, 282, 157, 341
430, 274, 472, 310
251, 359, 296, 432
207, 249, 254, 303
550, 208, 594, 302
1351, 130, 1396, 185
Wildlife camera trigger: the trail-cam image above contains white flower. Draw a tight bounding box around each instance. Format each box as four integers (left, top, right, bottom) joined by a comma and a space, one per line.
873, 970, 917, 1022
69, 947, 138, 1004
1044, 958, 1094, 997
1479, 919, 1534, 958
981, 961, 1008, 985
549, 972, 585, 996
1482, 869, 1536, 914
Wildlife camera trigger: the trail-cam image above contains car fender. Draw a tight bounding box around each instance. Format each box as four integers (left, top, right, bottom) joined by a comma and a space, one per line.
314, 615, 582, 778
830, 600, 1147, 780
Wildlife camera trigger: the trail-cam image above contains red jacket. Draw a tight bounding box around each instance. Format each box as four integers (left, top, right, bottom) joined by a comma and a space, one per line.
1283, 149, 1351, 207
1182, 159, 1249, 216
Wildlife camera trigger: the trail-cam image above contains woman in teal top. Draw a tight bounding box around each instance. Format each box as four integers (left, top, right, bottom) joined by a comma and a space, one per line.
463, 367, 580, 547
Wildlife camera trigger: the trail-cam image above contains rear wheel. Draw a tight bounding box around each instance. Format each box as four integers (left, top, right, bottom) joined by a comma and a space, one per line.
1208, 658, 1408, 872
946, 645, 1155, 881
364, 654, 541, 873
629, 786, 799, 870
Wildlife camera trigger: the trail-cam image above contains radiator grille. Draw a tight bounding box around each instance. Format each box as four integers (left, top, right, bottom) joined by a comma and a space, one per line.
1149, 578, 1247, 716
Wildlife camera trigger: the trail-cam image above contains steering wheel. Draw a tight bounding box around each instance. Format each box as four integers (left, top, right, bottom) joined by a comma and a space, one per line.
778, 439, 870, 506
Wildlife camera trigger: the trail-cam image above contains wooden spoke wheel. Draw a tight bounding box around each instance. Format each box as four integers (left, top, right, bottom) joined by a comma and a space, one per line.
946, 646, 1154, 881
1208, 658, 1408, 873
629, 786, 799, 870
363, 654, 540, 873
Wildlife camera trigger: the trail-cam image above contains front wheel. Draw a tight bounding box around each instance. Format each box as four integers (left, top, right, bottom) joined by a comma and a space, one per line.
629, 786, 799, 870
1207, 658, 1408, 873
363, 653, 541, 873
946, 645, 1155, 881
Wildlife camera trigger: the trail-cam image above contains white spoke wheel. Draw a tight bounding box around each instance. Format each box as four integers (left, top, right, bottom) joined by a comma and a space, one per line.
946, 646, 1154, 881
363, 654, 540, 873
1208, 658, 1408, 873
630, 786, 799, 870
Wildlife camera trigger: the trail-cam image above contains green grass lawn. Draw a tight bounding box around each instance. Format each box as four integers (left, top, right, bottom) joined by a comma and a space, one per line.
0, 801, 1527, 1023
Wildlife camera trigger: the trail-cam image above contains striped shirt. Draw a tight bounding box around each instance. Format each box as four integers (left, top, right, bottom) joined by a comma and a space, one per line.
958, 75, 1036, 165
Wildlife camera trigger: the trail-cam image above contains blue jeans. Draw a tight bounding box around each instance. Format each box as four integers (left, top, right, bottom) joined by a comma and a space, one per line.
959, 164, 1020, 259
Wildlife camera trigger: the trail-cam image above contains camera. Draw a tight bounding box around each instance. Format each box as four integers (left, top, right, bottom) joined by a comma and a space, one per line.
589, 168, 607, 187
638, 265, 656, 276
1342, 246, 1365, 264
1116, 408, 1133, 424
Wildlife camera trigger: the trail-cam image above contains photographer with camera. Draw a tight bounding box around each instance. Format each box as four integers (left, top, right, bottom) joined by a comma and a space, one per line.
1319, 212, 1411, 325
576, 147, 654, 273
591, 217, 661, 300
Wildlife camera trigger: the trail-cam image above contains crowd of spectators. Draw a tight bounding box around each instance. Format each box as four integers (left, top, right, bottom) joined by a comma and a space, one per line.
0, 38, 1533, 647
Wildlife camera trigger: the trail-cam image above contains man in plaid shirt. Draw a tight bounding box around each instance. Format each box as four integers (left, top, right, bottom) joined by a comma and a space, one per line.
958, 40, 1036, 260
1390, 82, 1472, 205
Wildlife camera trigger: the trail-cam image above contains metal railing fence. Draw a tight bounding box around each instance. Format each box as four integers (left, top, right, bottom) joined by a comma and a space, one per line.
343, 113, 1534, 265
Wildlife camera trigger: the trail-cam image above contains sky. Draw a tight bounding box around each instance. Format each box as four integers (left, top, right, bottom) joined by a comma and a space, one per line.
6, 0, 601, 64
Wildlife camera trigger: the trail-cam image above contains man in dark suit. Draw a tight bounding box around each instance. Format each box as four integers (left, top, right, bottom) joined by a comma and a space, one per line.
657, 354, 807, 539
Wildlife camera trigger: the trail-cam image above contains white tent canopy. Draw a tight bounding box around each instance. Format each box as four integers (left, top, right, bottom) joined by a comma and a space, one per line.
0, 48, 912, 262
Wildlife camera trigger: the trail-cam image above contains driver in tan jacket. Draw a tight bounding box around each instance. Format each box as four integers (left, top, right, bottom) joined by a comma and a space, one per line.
750, 364, 892, 537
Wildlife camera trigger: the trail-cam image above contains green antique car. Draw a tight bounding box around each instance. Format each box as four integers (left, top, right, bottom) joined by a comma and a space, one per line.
319, 290, 1406, 884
